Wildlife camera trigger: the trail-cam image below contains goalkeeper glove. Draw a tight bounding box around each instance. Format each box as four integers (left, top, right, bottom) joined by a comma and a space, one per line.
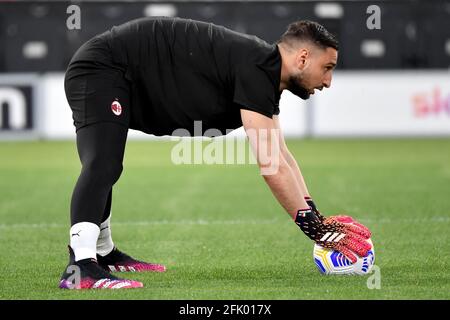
295, 208, 372, 263
305, 196, 370, 236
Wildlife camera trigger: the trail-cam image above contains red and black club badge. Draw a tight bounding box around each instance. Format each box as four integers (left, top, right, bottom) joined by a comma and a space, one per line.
111, 98, 122, 116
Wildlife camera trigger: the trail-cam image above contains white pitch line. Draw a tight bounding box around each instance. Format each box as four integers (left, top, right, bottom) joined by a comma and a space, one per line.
0, 219, 281, 230
0, 216, 448, 230
360, 216, 450, 223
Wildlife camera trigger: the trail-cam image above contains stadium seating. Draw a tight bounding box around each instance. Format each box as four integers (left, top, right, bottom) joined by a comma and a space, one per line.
0, 0, 448, 72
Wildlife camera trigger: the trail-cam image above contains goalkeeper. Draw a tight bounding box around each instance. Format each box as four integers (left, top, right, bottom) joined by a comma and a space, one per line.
61, 17, 371, 290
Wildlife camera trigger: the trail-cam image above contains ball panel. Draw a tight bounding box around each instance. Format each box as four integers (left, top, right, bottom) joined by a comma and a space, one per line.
313, 239, 375, 275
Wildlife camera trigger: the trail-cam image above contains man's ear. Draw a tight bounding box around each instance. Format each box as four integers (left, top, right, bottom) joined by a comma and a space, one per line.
295, 48, 309, 70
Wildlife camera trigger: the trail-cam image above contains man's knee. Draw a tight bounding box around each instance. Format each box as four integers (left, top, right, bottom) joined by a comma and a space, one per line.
81, 156, 123, 186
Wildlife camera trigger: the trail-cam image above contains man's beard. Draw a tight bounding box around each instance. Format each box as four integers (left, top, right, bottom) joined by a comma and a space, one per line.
287, 75, 311, 100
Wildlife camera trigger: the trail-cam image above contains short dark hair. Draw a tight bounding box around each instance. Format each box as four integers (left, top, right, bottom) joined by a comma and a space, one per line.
278, 20, 339, 51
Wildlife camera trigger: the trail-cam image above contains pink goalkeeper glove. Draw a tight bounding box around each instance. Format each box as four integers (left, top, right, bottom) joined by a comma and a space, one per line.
295, 208, 372, 263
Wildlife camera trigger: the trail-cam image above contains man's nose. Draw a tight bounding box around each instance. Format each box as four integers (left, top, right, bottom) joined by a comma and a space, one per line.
323, 75, 332, 88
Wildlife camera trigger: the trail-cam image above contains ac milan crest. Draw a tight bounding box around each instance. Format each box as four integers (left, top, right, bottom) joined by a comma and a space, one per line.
111, 99, 122, 116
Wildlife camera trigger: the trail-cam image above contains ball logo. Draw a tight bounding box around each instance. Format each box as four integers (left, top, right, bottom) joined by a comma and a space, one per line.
111, 99, 122, 116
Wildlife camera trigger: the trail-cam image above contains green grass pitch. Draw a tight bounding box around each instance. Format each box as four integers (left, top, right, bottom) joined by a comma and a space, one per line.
0, 138, 449, 299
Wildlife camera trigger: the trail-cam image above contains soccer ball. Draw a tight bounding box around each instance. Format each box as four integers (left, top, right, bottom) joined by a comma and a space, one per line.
313, 239, 375, 275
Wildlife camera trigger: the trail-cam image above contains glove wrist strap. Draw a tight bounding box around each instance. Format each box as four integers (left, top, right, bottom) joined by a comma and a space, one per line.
295, 208, 322, 241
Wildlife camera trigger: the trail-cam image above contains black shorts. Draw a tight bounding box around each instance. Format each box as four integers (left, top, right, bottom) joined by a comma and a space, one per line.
64, 35, 131, 131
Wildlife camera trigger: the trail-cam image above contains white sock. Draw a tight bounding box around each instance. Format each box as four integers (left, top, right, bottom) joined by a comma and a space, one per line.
70, 222, 100, 261
97, 213, 115, 257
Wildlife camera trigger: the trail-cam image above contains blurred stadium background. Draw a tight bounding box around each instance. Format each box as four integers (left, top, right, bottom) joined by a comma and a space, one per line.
0, 0, 449, 300
0, 0, 449, 139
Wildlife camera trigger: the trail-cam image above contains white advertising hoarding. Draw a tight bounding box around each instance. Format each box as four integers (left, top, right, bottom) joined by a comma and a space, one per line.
311, 71, 450, 137
1, 71, 449, 140
278, 90, 309, 137
38, 73, 73, 139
